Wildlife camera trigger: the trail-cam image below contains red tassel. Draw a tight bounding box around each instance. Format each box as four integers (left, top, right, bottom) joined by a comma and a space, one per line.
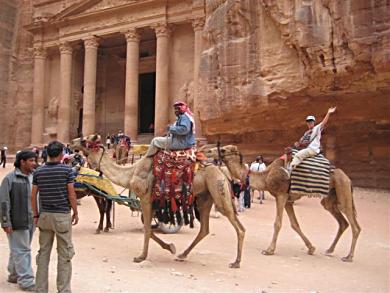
171, 198, 177, 212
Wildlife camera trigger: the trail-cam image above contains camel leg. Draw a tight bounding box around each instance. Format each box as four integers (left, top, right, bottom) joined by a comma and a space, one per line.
340, 206, 361, 262
224, 212, 245, 268
262, 194, 288, 255
93, 197, 104, 234
177, 194, 213, 260
104, 200, 113, 232
332, 170, 361, 262
320, 197, 349, 254
134, 199, 153, 263
284, 202, 315, 255
150, 233, 176, 255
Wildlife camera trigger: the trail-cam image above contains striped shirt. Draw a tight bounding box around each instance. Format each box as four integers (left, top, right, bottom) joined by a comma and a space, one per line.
33, 162, 74, 213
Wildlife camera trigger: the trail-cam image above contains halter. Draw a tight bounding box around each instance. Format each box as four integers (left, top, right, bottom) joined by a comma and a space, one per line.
218, 147, 249, 183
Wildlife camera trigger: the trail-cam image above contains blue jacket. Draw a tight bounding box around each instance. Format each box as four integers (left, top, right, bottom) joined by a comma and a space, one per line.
168, 114, 195, 150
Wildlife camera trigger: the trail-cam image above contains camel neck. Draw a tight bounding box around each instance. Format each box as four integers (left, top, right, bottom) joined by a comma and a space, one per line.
224, 156, 268, 191
90, 150, 134, 188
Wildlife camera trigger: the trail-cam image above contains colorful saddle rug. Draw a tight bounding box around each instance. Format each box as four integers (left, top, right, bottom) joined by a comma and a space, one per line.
75, 167, 118, 196
290, 150, 331, 198
152, 149, 196, 227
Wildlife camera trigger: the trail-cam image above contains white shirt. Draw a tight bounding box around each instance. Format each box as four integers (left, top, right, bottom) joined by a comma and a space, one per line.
308, 123, 323, 154
250, 162, 266, 172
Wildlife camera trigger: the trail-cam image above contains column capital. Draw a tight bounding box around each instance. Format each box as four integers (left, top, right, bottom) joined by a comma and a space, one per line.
59, 42, 73, 55
192, 17, 205, 31
83, 37, 99, 49
153, 23, 171, 38
33, 46, 47, 59
124, 28, 140, 42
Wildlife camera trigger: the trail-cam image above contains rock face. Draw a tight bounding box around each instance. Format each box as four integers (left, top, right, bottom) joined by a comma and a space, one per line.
199, 0, 390, 188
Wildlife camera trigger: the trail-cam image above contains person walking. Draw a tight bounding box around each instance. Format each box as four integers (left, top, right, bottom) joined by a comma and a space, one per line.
31, 141, 79, 293
1, 146, 7, 168
0, 150, 37, 291
249, 155, 266, 203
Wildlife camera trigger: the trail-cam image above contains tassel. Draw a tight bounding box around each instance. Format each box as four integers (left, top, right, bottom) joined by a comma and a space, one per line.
171, 198, 178, 212
175, 209, 182, 226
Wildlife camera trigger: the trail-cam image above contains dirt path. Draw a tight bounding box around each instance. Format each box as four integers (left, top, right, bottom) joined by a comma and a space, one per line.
0, 164, 389, 292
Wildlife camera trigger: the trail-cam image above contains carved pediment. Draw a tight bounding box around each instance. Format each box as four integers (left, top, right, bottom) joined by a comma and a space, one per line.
50, 0, 140, 21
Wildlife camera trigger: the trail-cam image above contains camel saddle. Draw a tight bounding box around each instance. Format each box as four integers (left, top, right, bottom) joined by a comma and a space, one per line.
152, 148, 197, 227
289, 149, 331, 198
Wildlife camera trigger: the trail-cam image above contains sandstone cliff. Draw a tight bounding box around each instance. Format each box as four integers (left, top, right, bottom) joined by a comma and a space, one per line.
199, 0, 390, 188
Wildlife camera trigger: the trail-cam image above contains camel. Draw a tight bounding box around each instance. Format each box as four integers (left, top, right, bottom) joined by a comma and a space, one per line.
114, 140, 129, 165
71, 135, 245, 268
209, 145, 361, 262
75, 187, 112, 234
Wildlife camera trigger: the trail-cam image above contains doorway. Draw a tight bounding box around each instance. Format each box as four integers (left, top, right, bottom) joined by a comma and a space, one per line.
138, 72, 156, 134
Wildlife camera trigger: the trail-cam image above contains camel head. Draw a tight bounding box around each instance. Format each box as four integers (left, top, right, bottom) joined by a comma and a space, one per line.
70, 134, 103, 156
207, 145, 241, 162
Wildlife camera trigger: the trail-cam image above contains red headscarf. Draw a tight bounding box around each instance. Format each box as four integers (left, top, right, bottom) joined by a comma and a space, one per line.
173, 101, 195, 134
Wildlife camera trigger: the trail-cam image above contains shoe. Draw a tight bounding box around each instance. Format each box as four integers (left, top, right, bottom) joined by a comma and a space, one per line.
21, 284, 35, 292
7, 276, 17, 283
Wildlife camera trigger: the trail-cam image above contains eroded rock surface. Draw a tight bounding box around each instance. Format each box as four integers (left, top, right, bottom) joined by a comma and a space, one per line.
199, 0, 390, 188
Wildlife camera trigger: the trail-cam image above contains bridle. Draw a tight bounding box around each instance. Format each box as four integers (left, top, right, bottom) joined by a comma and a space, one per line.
217, 146, 249, 182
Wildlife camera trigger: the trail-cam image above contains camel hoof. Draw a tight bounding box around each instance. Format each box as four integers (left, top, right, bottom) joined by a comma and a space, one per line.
133, 256, 146, 263
104, 228, 110, 233
261, 249, 274, 256
95, 229, 101, 234
229, 262, 240, 269
169, 243, 176, 255
325, 249, 334, 255
341, 256, 353, 262
308, 246, 316, 255
176, 253, 187, 260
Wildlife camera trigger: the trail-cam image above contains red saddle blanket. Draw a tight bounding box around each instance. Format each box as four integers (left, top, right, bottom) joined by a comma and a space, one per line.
152, 149, 196, 227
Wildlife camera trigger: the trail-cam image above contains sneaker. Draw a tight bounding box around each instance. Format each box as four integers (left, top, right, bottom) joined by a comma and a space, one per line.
7, 276, 17, 283
21, 284, 35, 292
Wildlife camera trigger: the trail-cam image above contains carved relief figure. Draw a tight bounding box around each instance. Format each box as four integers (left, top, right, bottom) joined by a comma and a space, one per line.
226, 0, 251, 38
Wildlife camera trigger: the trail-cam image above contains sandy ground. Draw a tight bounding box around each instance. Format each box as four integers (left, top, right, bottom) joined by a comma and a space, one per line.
0, 163, 389, 293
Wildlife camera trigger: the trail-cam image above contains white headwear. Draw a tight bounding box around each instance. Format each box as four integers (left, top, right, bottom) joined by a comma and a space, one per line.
306, 115, 316, 122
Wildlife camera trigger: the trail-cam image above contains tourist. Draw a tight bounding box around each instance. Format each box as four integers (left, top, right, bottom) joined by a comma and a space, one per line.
249, 155, 266, 203
1, 146, 7, 168
291, 106, 337, 169
106, 134, 111, 149
41, 146, 48, 164
145, 101, 195, 157
0, 150, 37, 291
72, 149, 85, 167
31, 141, 79, 293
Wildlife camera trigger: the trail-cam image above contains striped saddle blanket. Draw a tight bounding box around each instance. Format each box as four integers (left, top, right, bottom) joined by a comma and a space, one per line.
290, 150, 331, 198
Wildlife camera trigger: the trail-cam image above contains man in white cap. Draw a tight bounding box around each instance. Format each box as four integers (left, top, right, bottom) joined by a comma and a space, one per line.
290, 106, 337, 169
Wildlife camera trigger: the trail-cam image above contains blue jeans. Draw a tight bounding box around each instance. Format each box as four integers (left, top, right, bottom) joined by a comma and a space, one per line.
7, 226, 35, 289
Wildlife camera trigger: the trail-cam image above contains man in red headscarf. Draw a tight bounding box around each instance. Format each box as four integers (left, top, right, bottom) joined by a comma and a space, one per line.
145, 101, 196, 157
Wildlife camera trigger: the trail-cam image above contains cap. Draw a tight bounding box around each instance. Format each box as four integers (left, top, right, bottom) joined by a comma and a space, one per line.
306, 115, 316, 122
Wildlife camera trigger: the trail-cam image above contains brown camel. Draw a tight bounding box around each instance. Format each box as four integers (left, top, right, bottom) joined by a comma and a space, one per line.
114, 140, 129, 165
71, 135, 245, 268
209, 145, 361, 262
75, 187, 112, 234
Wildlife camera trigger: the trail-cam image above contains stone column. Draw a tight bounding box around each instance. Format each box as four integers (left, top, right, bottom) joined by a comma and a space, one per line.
153, 23, 171, 136
124, 28, 140, 140
192, 17, 205, 138
82, 37, 99, 136
31, 47, 46, 146
58, 42, 73, 143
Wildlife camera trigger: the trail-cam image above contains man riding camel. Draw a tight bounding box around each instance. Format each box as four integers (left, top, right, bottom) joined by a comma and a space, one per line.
146, 101, 195, 157
290, 106, 337, 169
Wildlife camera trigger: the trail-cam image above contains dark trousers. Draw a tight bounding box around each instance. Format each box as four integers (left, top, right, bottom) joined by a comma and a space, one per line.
244, 189, 251, 208
0, 156, 5, 168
